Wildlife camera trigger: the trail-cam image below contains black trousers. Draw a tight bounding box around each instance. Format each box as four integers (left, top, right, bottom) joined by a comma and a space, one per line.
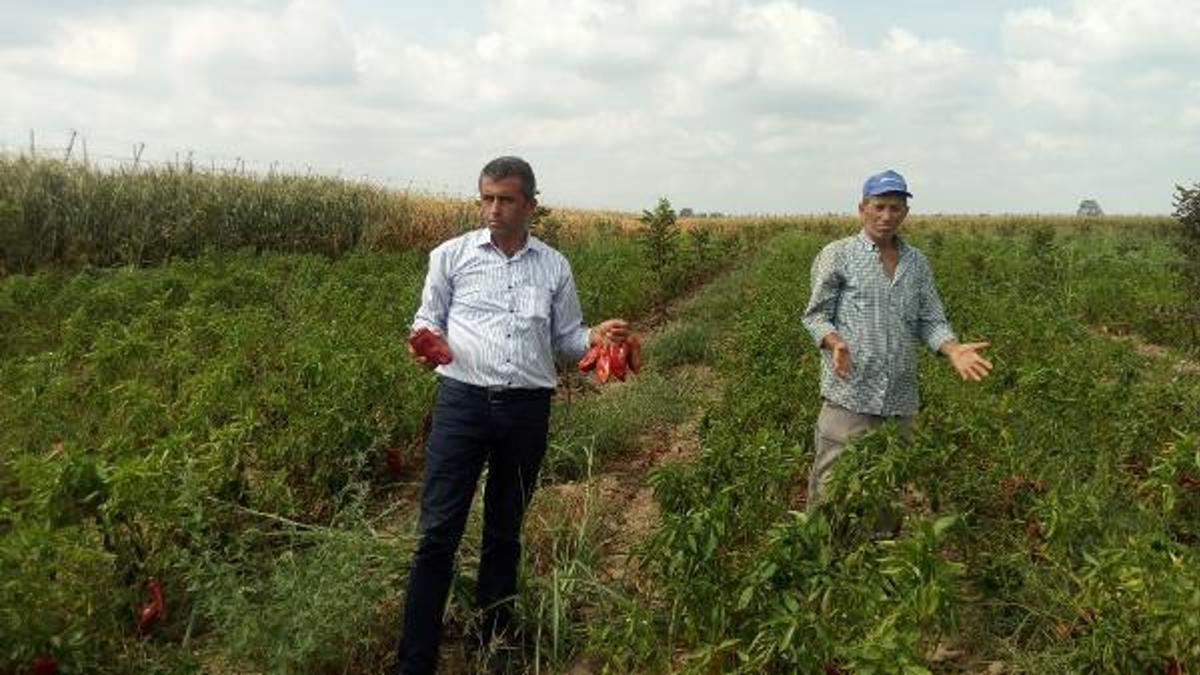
396, 377, 552, 675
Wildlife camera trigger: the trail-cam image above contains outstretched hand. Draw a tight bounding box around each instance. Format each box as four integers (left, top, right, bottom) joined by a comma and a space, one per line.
947, 341, 993, 381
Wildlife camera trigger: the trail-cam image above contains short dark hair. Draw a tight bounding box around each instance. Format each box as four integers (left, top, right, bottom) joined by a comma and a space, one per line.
480, 156, 537, 202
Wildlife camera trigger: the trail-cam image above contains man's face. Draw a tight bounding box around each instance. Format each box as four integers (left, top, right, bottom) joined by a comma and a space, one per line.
859, 194, 909, 242
479, 175, 536, 239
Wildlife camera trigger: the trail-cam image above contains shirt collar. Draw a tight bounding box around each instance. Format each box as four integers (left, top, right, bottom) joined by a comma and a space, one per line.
471, 227, 544, 258
855, 230, 908, 253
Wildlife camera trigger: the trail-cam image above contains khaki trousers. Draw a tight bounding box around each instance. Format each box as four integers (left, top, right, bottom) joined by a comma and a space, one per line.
806, 400, 913, 513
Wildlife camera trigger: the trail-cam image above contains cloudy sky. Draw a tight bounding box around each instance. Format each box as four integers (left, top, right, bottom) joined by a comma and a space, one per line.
2, 0, 1198, 214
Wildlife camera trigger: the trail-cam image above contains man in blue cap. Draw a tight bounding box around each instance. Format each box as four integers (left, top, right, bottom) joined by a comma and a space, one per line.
801, 169, 993, 514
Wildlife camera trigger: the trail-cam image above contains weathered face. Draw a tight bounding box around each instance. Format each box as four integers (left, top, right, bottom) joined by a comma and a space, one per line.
479, 175, 536, 240
858, 193, 909, 243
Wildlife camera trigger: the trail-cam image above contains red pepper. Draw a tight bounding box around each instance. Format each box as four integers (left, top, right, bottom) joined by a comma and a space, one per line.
409, 328, 453, 365
627, 335, 642, 373
32, 656, 57, 675
608, 342, 627, 381
385, 446, 405, 480
578, 344, 603, 372
137, 578, 165, 637
594, 350, 611, 383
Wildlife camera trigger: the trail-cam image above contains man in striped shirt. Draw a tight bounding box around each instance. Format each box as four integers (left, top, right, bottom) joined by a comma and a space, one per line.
801, 169, 992, 512
396, 156, 628, 674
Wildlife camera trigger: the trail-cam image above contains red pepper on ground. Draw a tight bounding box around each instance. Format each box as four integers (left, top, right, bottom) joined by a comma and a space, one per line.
32, 655, 57, 675
137, 578, 165, 637
408, 328, 453, 365
385, 446, 405, 479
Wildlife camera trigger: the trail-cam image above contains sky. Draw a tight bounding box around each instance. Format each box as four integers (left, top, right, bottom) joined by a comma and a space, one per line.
1, 0, 1198, 215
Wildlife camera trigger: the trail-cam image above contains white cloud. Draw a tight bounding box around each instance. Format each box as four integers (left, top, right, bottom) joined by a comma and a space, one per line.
50, 18, 140, 79
0, 0, 1196, 213
1004, 0, 1200, 63
164, 1, 357, 86
1002, 58, 1100, 115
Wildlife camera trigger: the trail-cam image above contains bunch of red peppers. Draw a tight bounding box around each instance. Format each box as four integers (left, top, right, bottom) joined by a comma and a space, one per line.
408, 327, 453, 365
578, 335, 642, 383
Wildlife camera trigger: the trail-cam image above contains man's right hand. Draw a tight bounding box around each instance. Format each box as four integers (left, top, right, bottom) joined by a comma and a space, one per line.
822, 332, 852, 379
408, 327, 451, 370
407, 342, 437, 370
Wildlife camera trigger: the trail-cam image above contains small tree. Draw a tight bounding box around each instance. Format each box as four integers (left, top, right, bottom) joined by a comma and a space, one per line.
1174, 182, 1200, 241
1173, 182, 1200, 351
640, 197, 679, 312
1076, 199, 1103, 217
679, 207, 694, 218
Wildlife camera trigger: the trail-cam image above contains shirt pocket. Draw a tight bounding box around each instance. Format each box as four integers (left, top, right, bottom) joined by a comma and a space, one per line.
518, 286, 553, 322
893, 280, 920, 325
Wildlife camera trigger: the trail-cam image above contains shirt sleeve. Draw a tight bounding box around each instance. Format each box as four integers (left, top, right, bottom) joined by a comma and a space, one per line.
915, 258, 957, 352
802, 243, 842, 347
412, 244, 453, 334
551, 258, 591, 361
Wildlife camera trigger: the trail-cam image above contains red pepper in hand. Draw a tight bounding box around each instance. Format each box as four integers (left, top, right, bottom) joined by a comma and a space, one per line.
581, 334, 643, 384
627, 335, 642, 373
137, 578, 165, 637
595, 350, 611, 383
608, 342, 628, 381
578, 344, 603, 373
409, 328, 453, 365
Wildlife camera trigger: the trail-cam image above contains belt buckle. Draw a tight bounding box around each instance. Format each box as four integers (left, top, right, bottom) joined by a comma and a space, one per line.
485, 385, 507, 401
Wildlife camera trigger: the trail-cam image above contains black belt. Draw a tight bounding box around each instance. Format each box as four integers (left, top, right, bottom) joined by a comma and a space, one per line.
440, 377, 554, 402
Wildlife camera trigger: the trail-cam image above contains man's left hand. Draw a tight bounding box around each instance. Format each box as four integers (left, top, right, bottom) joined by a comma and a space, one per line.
945, 341, 993, 381
590, 319, 630, 346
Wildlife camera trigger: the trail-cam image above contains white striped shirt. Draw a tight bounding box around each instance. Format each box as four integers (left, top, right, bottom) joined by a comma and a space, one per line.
412, 228, 591, 390
802, 232, 957, 417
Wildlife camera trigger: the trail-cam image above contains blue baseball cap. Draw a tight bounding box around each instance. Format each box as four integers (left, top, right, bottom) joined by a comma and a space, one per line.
862, 169, 912, 198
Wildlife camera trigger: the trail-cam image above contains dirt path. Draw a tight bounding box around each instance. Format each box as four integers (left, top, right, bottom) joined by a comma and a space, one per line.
592, 367, 718, 586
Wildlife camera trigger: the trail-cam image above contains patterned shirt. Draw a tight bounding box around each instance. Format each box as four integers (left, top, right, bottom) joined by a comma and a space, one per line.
801, 232, 957, 417
412, 228, 592, 390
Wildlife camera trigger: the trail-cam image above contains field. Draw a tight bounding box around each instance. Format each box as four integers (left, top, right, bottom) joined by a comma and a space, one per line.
2, 158, 1199, 674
